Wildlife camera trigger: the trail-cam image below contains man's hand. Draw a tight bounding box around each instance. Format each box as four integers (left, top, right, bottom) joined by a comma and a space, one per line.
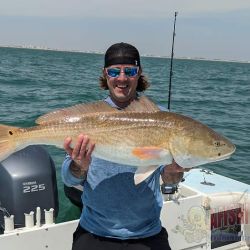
64, 134, 95, 178
161, 160, 191, 185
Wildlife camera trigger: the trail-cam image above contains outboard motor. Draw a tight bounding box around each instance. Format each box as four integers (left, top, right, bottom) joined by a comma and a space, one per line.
0, 145, 58, 233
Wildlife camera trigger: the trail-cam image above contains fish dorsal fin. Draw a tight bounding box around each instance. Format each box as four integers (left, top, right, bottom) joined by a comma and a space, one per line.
36, 100, 116, 124
124, 96, 160, 112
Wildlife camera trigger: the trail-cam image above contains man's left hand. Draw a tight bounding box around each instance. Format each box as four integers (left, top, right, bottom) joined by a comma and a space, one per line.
161, 160, 191, 185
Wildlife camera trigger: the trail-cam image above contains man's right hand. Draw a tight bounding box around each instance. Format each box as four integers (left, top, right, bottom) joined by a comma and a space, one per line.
63, 134, 95, 178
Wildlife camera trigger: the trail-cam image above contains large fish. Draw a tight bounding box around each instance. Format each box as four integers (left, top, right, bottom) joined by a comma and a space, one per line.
0, 96, 235, 184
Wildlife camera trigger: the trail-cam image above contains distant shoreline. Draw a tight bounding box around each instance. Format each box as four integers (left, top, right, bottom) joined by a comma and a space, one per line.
1, 45, 249, 64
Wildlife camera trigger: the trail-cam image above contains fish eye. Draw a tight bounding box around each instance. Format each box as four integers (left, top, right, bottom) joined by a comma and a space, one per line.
9, 130, 13, 135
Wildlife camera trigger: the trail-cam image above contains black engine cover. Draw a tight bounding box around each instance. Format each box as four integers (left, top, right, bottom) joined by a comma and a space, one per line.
0, 146, 58, 231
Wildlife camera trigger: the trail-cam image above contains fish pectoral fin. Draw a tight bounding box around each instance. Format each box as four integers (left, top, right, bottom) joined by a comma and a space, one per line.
132, 146, 166, 160
134, 165, 159, 185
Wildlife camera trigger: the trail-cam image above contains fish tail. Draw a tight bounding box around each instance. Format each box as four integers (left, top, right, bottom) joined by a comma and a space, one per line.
0, 124, 19, 161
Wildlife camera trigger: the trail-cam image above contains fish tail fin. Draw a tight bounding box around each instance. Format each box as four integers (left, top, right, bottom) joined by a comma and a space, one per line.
0, 124, 19, 161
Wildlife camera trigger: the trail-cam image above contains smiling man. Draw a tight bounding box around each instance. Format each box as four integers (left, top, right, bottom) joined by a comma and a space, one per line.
100, 42, 148, 108
62, 42, 186, 250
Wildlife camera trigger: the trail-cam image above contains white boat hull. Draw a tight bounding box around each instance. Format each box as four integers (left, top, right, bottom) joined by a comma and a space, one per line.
1, 168, 250, 250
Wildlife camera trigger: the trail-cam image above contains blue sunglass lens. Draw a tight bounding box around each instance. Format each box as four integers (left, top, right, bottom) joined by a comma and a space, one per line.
107, 68, 120, 77
124, 67, 138, 77
107, 67, 138, 77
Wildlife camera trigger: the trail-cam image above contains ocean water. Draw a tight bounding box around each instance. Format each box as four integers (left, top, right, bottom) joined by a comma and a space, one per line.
0, 47, 249, 222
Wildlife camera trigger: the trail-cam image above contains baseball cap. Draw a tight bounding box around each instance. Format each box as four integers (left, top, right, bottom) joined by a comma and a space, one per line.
104, 42, 141, 67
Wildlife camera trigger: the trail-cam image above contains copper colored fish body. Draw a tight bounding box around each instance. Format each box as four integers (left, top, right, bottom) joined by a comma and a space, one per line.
0, 96, 235, 184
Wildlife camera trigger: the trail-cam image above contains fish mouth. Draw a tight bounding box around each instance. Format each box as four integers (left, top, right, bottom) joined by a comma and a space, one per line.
212, 154, 231, 162
211, 146, 236, 162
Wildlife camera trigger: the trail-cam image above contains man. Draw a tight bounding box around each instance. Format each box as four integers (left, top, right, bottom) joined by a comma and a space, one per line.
62, 42, 186, 250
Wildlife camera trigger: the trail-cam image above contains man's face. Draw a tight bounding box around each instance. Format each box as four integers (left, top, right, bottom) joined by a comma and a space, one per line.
104, 64, 141, 106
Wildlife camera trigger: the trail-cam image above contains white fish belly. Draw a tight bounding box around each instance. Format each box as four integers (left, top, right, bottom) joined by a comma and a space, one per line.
93, 144, 173, 167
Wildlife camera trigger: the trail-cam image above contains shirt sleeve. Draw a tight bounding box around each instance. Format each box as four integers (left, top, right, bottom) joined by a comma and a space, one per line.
61, 154, 85, 187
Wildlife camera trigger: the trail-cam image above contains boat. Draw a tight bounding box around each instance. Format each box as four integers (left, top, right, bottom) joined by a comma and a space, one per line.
0, 146, 249, 250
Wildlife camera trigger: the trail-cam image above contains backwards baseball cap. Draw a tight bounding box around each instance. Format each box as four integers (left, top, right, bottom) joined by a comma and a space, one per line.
104, 42, 141, 68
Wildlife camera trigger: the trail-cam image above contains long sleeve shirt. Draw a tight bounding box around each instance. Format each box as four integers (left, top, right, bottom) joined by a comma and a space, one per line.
61, 96, 165, 239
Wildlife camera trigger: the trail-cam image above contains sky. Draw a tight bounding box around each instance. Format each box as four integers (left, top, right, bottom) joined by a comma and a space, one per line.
0, 0, 250, 61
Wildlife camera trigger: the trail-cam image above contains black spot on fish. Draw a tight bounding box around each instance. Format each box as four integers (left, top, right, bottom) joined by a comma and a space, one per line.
9, 131, 13, 135
218, 153, 221, 156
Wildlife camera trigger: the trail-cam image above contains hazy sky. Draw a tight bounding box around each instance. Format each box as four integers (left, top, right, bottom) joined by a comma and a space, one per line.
0, 0, 250, 61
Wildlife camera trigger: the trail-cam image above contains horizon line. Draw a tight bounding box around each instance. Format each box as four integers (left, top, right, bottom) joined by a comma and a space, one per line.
1, 44, 249, 64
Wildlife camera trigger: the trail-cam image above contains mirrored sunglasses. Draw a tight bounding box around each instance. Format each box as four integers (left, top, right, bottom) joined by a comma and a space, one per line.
106, 67, 138, 78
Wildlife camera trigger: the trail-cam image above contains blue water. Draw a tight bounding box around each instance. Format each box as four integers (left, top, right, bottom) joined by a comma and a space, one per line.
0, 47, 250, 222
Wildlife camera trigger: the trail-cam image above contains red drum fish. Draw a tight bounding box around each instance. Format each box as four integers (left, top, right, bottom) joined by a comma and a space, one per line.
0, 96, 235, 184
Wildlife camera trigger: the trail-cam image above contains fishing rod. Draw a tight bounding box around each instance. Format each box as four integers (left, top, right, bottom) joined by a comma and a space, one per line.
162, 13, 181, 196
168, 11, 178, 111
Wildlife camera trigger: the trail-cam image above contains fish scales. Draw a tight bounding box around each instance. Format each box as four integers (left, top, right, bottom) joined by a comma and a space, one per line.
21, 113, 168, 148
